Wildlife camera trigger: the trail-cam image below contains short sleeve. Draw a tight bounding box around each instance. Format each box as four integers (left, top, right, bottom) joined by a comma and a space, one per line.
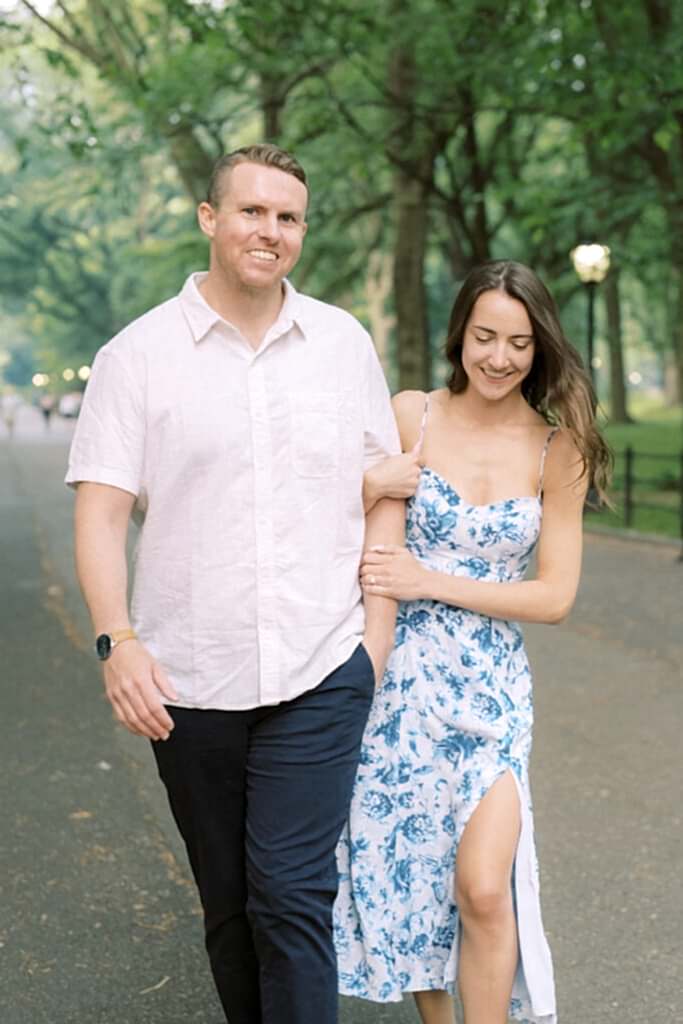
360, 331, 401, 469
65, 345, 145, 496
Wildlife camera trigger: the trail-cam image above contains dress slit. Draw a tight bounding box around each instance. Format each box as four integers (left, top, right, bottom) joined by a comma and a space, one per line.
448, 764, 555, 1021
511, 772, 556, 1020
440, 761, 516, 996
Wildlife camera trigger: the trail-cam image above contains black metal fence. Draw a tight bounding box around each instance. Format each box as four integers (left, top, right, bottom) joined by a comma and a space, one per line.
600, 446, 683, 557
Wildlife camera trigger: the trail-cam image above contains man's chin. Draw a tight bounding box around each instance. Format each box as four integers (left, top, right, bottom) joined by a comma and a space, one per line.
238, 271, 286, 292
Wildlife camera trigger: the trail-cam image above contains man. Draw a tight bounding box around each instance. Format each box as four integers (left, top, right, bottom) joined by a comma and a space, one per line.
66, 144, 403, 1024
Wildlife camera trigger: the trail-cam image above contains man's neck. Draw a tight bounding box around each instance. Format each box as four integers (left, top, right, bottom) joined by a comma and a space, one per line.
198, 272, 286, 350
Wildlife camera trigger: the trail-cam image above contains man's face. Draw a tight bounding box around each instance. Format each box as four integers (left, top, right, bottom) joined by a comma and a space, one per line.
197, 162, 308, 293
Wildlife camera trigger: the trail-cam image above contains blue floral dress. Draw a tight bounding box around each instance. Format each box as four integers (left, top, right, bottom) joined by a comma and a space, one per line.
334, 428, 558, 1024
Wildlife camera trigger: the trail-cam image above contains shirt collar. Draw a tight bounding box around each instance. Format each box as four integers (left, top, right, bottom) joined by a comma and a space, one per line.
178, 273, 222, 343
268, 278, 310, 344
179, 272, 310, 345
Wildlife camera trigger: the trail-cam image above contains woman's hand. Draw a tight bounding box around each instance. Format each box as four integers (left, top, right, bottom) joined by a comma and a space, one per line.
363, 446, 422, 512
361, 545, 432, 601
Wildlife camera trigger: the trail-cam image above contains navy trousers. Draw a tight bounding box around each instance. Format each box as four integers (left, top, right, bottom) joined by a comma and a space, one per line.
151, 643, 375, 1024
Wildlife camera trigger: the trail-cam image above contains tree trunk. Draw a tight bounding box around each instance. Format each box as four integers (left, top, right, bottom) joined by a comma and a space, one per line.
388, 44, 433, 391
165, 125, 216, 204
365, 248, 395, 378
392, 167, 431, 391
673, 263, 683, 405
260, 74, 284, 141
461, 90, 490, 263
603, 268, 631, 422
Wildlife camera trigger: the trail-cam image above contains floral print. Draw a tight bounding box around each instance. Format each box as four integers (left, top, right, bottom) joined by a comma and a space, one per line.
334, 465, 557, 1024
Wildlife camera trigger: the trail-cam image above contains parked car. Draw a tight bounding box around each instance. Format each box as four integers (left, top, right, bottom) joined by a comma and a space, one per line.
58, 391, 83, 418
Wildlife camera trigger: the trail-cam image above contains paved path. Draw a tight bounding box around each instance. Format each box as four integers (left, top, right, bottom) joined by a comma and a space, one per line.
1, 408, 681, 1023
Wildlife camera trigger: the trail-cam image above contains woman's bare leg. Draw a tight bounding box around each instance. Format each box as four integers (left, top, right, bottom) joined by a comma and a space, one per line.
455, 771, 520, 1024
413, 989, 456, 1024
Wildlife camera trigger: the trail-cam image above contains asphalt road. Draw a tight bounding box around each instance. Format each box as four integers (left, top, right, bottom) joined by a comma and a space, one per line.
1, 407, 681, 1023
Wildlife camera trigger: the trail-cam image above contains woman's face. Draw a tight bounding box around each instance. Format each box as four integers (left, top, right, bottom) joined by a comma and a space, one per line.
460, 288, 535, 401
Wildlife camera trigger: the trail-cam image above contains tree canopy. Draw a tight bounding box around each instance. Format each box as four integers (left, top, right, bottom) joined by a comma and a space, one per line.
1, 0, 681, 416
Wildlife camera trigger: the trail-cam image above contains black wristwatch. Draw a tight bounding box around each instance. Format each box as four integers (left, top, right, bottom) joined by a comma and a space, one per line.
95, 629, 137, 661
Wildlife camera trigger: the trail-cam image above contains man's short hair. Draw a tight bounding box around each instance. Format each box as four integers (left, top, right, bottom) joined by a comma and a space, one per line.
206, 144, 308, 207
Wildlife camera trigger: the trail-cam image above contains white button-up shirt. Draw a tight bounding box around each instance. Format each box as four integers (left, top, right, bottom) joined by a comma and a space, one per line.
66, 273, 400, 709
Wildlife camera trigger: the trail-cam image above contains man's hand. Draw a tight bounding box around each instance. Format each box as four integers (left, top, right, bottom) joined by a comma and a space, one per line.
360, 633, 393, 687
103, 640, 179, 741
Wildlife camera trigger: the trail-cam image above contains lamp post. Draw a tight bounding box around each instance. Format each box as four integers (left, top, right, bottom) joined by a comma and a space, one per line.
570, 243, 611, 387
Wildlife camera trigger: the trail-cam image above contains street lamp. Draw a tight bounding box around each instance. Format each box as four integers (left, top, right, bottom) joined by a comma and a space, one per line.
570, 243, 611, 386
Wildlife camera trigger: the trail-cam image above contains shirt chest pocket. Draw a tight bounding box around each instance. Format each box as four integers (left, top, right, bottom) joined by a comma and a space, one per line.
289, 393, 339, 478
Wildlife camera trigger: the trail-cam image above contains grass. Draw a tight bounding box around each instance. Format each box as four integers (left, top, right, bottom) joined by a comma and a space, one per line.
585, 401, 682, 540
598, 397, 682, 454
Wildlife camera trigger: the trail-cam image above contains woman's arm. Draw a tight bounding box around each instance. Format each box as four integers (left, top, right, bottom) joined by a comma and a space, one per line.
361, 432, 588, 625
362, 495, 405, 681
363, 390, 426, 513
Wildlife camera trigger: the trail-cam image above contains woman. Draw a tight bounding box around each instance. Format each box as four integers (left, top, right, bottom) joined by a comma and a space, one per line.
334, 261, 611, 1024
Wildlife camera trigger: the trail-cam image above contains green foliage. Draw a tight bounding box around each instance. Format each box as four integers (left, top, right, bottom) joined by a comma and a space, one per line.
1, 343, 37, 388
0, 0, 681, 406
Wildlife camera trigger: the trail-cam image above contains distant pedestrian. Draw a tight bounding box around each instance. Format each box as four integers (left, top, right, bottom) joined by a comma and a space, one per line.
39, 392, 55, 429
334, 260, 612, 1024
66, 143, 404, 1024
1, 391, 21, 439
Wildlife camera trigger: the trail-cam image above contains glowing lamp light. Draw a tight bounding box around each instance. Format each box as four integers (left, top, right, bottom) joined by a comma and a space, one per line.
570, 244, 611, 284
570, 243, 611, 386
77, 365, 91, 381
62, 368, 76, 382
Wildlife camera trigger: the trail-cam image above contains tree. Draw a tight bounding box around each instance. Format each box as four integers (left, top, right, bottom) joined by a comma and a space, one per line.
543, 0, 683, 404
2, 0, 679, 408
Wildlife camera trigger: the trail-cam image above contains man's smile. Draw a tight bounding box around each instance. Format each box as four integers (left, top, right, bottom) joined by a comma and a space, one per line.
248, 249, 278, 262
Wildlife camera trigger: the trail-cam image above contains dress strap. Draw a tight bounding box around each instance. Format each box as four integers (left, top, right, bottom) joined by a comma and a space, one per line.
415, 393, 430, 454
537, 427, 559, 498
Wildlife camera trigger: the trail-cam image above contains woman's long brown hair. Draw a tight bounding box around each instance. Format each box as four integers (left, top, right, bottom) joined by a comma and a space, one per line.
444, 260, 612, 504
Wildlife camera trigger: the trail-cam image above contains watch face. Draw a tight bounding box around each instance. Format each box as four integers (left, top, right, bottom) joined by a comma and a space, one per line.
96, 634, 112, 660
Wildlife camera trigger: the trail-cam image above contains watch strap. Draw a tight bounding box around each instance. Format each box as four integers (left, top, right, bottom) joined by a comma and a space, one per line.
110, 628, 137, 645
